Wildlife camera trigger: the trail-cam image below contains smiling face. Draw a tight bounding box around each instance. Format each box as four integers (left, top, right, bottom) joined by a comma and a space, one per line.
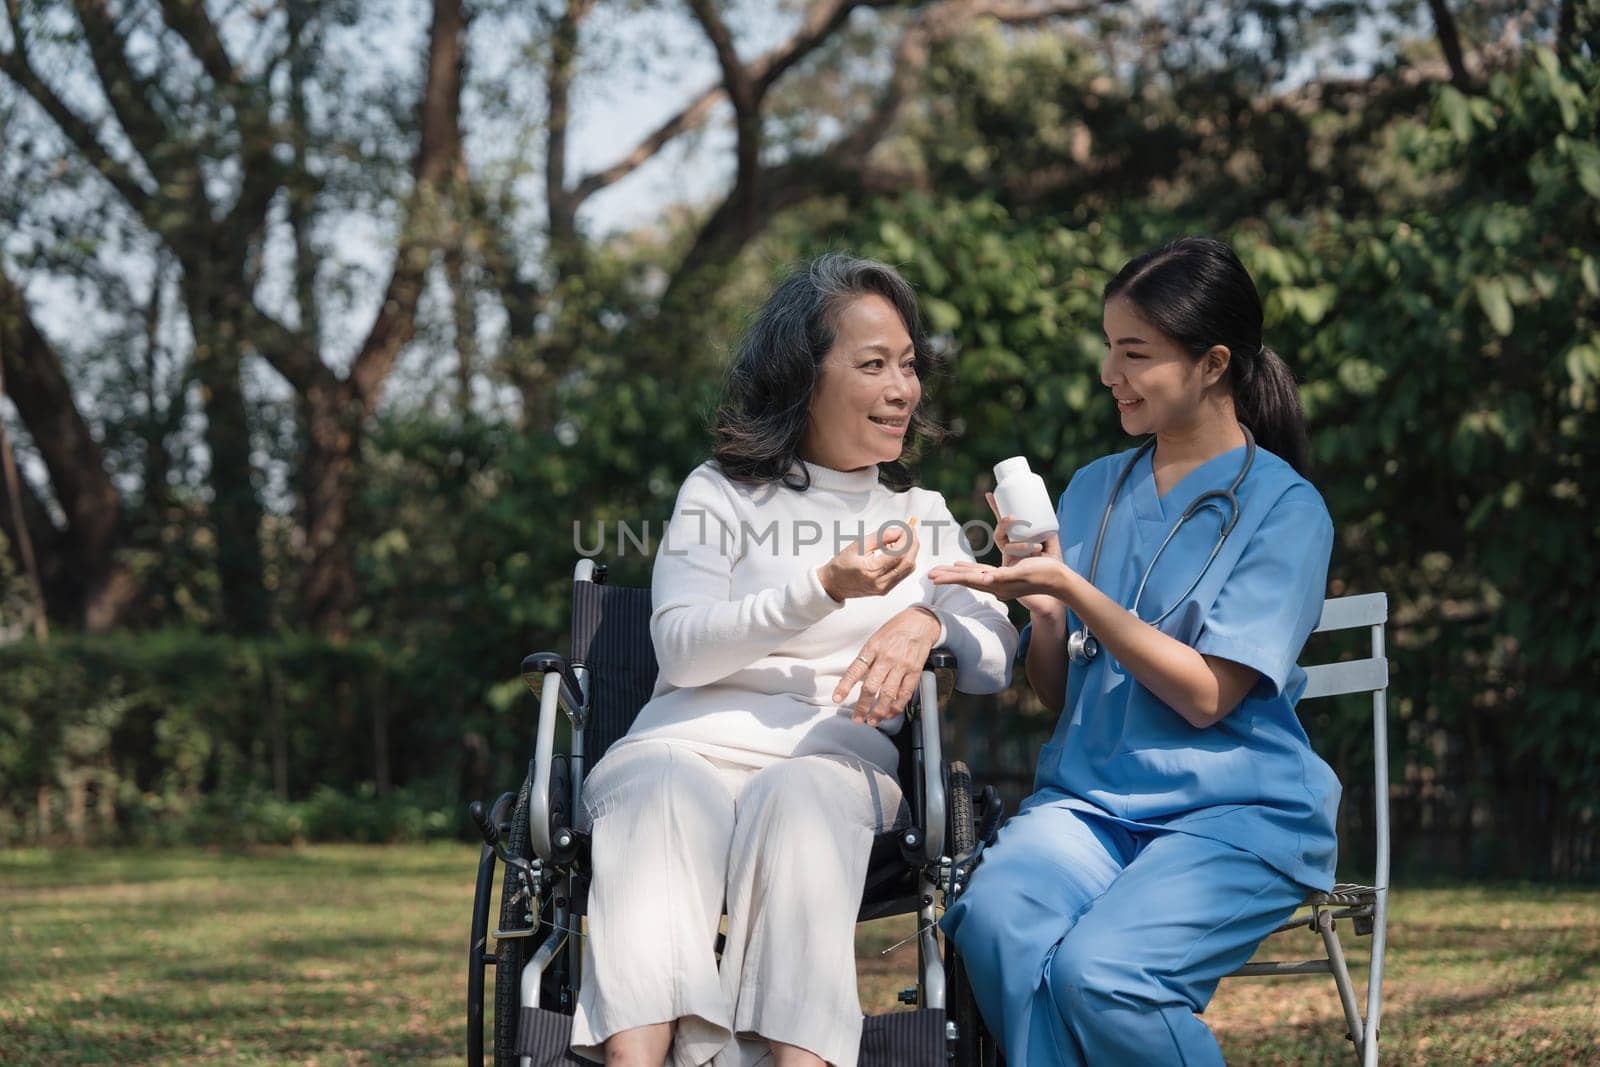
799, 293, 922, 471
1101, 295, 1229, 437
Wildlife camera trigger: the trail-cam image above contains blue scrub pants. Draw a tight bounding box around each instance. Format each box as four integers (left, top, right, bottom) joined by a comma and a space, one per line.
941, 795, 1307, 1066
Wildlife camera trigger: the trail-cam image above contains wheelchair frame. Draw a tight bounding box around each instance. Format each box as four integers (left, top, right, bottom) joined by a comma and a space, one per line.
467, 559, 990, 1067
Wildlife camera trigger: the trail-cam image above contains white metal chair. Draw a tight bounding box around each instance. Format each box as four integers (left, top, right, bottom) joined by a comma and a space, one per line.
1224, 591, 1392, 1067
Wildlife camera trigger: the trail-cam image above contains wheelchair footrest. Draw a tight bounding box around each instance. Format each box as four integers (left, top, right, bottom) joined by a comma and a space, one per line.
510, 1005, 949, 1065
860, 1007, 946, 1066
513, 1007, 586, 1065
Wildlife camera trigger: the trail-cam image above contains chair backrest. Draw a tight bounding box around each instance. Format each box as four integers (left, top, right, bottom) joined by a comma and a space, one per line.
1297, 591, 1391, 889
1300, 592, 1390, 700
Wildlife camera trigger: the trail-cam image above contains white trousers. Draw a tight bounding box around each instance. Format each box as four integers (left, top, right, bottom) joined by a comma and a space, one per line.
570, 739, 907, 1067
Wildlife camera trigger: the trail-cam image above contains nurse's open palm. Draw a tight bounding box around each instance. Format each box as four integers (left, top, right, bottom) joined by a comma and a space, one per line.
928, 556, 1065, 604
987, 491, 1065, 616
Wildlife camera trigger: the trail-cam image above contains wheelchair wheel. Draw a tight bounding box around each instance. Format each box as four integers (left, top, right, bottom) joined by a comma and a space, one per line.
948, 761, 974, 861
492, 758, 572, 1066
945, 761, 996, 1066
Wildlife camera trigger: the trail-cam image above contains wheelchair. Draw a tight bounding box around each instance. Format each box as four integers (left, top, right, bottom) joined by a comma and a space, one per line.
466, 559, 1002, 1067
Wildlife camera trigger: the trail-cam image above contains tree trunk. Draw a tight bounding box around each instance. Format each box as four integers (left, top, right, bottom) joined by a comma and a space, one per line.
0, 390, 49, 640
0, 266, 135, 630
279, 0, 468, 635
1424, 0, 1471, 91
444, 238, 476, 415
300, 382, 361, 638
183, 273, 269, 634
0, 443, 80, 626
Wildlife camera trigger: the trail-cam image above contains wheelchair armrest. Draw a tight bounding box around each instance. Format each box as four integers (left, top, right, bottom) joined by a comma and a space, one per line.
883, 652, 953, 864
520, 652, 584, 712
521, 652, 584, 863
914, 663, 947, 862
905, 647, 955, 720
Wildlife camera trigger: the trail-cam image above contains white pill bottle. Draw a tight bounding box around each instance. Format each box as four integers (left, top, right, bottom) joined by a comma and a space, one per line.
992, 457, 1059, 544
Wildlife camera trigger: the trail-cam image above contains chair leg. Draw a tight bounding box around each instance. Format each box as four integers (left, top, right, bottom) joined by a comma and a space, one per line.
1316, 910, 1365, 1064
1362, 887, 1389, 1067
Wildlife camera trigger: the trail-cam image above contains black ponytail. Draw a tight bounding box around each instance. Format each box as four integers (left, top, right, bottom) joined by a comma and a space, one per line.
1236, 344, 1310, 476
1104, 236, 1312, 477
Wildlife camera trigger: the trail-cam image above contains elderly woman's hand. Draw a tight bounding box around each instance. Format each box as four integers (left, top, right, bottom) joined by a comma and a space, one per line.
835, 605, 942, 727
817, 520, 920, 601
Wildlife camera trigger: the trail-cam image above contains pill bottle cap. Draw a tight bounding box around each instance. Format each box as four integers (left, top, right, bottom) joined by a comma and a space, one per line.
993, 456, 1033, 483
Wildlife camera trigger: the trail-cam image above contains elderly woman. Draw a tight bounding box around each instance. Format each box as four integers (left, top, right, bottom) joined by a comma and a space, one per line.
572, 253, 1017, 1067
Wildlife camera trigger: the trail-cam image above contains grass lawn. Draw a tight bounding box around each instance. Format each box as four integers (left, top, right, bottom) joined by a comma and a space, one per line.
2, 844, 1596, 1065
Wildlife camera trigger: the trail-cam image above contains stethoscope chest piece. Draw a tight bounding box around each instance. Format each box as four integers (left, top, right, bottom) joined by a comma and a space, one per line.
1067, 628, 1100, 666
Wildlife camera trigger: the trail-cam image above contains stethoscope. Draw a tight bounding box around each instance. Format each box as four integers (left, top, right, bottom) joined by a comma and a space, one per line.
1066, 427, 1256, 666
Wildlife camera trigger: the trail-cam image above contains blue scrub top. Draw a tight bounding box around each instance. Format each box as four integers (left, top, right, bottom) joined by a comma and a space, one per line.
1024, 441, 1341, 890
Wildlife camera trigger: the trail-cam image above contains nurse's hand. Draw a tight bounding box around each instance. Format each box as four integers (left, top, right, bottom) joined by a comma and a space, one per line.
928, 556, 1069, 604
818, 522, 920, 601
988, 492, 1065, 617
836, 606, 941, 727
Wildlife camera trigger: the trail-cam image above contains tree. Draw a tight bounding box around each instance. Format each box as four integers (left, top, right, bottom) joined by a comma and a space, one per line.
1, 0, 468, 633
2, 0, 1108, 635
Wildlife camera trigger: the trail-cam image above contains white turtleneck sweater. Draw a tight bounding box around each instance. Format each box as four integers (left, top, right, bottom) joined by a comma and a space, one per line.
619, 460, 1019, 774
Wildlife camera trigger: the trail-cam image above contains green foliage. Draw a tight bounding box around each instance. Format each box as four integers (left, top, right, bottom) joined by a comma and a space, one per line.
812, 46, 1600, 878
5, 25, 1595, 878
0, 529, 37, 637
1262, 51, 1600, 863
837, 197, 1144, 512
0, 631, 456, 846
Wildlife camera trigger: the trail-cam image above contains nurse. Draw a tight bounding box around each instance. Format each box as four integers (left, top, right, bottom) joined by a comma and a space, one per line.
930, 236, 1339, 1066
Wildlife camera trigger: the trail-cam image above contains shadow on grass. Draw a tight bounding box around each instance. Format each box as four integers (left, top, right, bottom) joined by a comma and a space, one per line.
1220, 1025, 1354, 1067
1405, 947, 1600, 1018
1215, 917, 1600, 1066
0, 843, 473, 892
142, 932, 457, 987
0, 1020, 177, 1064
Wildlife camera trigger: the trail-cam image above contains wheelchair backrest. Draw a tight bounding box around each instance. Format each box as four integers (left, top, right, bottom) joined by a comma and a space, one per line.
568, 565, 926, 805
570, 573, 658, 769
